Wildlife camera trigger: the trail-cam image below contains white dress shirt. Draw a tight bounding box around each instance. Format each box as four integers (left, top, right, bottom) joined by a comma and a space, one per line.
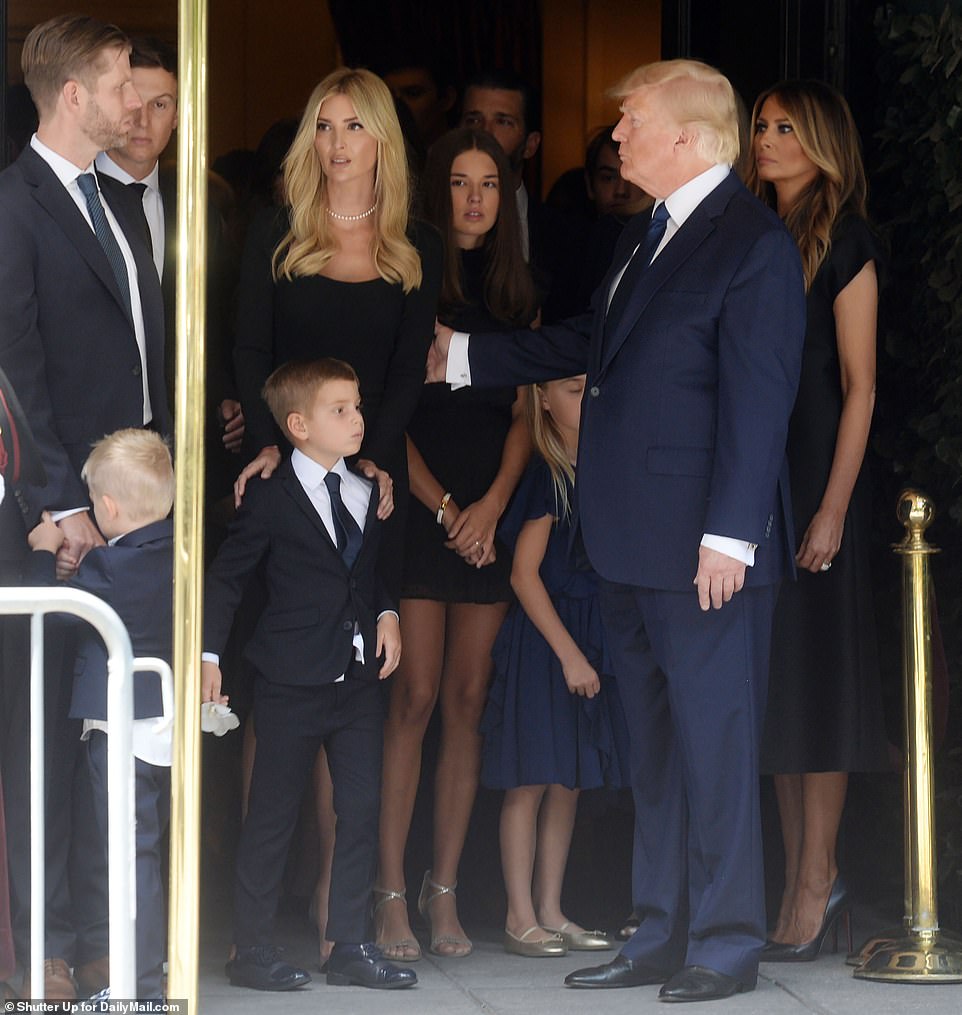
96, 152, 165, 280
447, 162, 755, 566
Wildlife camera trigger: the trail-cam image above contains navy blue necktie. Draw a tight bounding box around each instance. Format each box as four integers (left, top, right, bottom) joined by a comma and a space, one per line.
324, 471, 363, 568
605, 202, 671, 332
77, 173, 133, 321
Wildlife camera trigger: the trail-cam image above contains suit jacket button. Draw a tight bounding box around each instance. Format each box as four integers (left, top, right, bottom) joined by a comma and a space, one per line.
350, 579, 357, 589
590, 385, 600, 397
131, 365, 142, 376
342, 620, 353, 631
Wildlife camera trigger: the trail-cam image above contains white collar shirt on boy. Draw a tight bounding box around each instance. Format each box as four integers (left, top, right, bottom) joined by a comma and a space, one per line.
291, 448, 369, 674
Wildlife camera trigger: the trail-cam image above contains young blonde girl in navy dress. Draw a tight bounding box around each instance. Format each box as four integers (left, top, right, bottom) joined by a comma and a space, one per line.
481, 374, 628, 957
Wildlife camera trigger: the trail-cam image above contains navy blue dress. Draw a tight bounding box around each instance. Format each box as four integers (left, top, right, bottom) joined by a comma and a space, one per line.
480, 459, 629, 790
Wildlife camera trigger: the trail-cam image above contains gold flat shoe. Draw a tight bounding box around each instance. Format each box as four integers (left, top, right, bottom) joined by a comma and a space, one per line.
545, 922, 614, 951
503, 926, 568, 957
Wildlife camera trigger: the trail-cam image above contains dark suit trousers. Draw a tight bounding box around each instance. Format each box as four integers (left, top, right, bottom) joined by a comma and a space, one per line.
600, 580, 777, 986
234, 675, 384, 948
86, 732, 169, 999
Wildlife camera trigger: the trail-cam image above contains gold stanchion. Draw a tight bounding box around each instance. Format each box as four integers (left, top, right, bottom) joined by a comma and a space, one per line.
167, 0, 208, 1006
854, 490, 962, 982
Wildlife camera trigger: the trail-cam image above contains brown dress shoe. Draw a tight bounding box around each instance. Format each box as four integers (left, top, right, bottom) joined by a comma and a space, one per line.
74, 956, 110, 998
42, 958, 77, 1001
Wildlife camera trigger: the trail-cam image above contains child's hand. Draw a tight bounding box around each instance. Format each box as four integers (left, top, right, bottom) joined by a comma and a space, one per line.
202, 660, 229, 704
376, 612, 401, 679
28, 511, 66, 555
562, 653, 600, 699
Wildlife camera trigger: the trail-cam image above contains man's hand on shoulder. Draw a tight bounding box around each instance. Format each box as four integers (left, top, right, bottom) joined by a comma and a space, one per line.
693, 545, 746, 611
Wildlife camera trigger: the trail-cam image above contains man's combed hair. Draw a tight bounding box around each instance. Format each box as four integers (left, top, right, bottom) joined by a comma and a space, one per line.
22, 14, 130, 117
82, 429, 174, 523
129, 35, 177, 76
611, 59, 740, 167
262, 358, 359, 437
274, 68, 422, 293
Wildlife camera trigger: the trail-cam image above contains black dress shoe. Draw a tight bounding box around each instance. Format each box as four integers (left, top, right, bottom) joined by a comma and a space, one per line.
564, 954, 666, 988
658, 965, 751, 1003
325, 942, 417, 989
226, 945, 312, 991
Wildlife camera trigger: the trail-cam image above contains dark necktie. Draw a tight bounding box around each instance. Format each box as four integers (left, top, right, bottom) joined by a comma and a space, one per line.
604, 202, 671, 333
324, 471, 363, 568
77, 173, 133, 321
127, 181, 153, 256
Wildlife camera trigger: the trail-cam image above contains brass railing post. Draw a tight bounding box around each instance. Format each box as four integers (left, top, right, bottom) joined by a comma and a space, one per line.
854, 490, 962, 982
168, 0, 208, 1006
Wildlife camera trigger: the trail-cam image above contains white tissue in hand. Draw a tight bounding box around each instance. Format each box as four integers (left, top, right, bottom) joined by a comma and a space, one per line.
200, 701, 240, 736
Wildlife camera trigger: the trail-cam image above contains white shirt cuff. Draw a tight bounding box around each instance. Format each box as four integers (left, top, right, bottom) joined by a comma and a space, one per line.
445, 333, 471, 389
202, 652, 220, 666
50, 506, 90, 522
701, 533, 756, 567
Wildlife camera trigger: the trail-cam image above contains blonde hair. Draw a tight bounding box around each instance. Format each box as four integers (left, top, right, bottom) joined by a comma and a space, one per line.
82, 429, 174, 523
610, 59, 740, 166
262, 358, 359, 440
22, 14, 130, 118
525, 380, 578, 520
274, 67, 422, 292
747, 80, 868, 290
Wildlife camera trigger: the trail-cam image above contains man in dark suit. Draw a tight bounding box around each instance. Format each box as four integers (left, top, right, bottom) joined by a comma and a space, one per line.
202, 358, 413, 992
0, 14, 170, 1000
434, 59, 806, 1002
95, 36, 244, 479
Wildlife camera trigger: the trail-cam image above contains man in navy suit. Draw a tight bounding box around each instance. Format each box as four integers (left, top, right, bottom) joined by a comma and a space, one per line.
433, 59, 806, 1002
0, 14, 170, 999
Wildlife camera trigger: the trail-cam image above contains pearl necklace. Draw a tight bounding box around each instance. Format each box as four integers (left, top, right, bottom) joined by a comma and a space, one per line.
327, 202, 377, 222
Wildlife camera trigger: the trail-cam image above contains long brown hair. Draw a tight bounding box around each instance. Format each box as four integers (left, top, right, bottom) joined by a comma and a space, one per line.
747, 80, 867, 289
423, 127, 536, 326
274, 67, 422, 292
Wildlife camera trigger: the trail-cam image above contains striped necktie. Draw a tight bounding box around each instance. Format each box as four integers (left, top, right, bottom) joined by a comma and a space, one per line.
77, 173, 133, 321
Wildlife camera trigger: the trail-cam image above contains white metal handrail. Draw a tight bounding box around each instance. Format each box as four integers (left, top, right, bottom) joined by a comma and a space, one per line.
0, 587, 173, 999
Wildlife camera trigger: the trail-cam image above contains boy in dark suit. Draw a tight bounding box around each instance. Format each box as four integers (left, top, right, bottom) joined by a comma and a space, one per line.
26, 428, 175, 1000
201, 358, 412, 991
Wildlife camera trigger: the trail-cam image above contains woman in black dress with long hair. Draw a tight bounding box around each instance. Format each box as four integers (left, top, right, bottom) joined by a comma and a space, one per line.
748, 80, 887, 960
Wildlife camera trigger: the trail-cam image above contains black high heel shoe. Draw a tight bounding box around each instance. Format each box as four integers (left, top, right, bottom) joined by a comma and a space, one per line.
760, 876, 853, 962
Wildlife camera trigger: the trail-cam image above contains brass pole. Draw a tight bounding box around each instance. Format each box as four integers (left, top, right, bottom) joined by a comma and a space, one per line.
168, 0, 208, 1006
854, 490, 962, 982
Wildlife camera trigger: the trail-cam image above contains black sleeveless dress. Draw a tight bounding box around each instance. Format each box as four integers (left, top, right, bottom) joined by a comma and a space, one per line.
402, 247, 518, 603
761, 215, 889, 774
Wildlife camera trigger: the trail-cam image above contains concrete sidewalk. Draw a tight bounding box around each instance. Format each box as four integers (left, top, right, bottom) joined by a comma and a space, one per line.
195, 914, 962, 1015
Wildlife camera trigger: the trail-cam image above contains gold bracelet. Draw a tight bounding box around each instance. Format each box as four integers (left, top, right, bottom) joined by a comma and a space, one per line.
436, 491, 452, 525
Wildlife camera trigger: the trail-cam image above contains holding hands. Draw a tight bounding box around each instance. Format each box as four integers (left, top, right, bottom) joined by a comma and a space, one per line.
438, 493, 497, 568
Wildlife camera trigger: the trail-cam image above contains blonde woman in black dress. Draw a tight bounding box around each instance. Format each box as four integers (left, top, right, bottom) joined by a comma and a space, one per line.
232, 68, 442, 965
748, 80, 887, 961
